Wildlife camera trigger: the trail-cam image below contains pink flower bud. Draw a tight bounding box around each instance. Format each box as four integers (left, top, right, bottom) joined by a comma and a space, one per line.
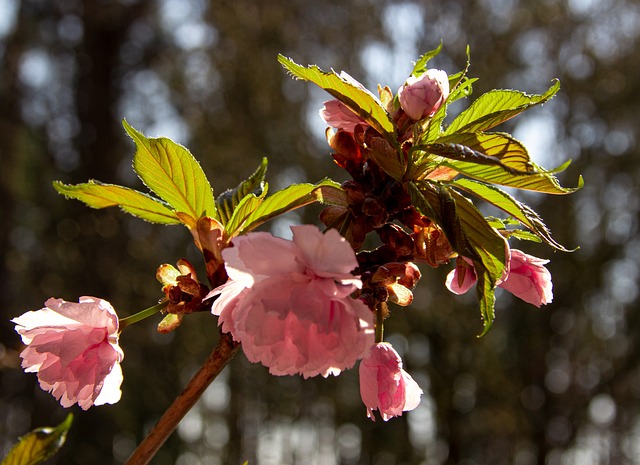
398, 69, 449, 120
498, 249, 553, 307
320, 99, 368, 132
445, 249, 553, 307
359, 342, 422, 421
210, 225, 374, 378
12, 297, 124, 410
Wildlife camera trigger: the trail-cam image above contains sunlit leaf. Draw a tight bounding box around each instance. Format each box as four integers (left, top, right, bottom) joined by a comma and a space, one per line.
409, 42, 443, 77
53, 181, 181, 225
440, 158, 583, 194
278, 55, 396, 140
413, 141, 532, 178
451, 178, 574, 251
2, 414, 73, 465
226, 180, 343, 236
434, 132, 534, 172
444, 80, 560, 135
123, 120, 217, 228
216, 157, 268, 225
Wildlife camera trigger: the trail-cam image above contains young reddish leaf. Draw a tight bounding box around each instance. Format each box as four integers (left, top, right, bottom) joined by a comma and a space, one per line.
2, 414, 73, 465
123, 120, 217, 228
53, 181, 181, 225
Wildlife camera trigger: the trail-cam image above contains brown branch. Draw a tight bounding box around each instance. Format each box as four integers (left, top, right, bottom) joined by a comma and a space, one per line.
124, 332, 240, 465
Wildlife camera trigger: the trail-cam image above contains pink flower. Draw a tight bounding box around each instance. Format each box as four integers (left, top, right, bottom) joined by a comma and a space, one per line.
359, 342, 422, 421
12, 297, 124, 410
445, 250, 553, 307
210, 225, 374, 378
320, 99, 368, 132
499, 249, 553, 307
398, 69, 449, 120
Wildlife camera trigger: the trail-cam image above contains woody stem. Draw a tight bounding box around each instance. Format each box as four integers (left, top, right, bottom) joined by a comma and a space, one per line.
123, 332, 240, 465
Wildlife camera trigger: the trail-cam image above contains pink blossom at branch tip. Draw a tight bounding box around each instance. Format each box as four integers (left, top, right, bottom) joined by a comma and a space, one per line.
445, 257, 477, 295
210, 225, 375, 378
12, 296, 124, 410
320, 99, 369, 133
398, 69, 449, 120
359, 342, 422, 421
499, 249, 553, 307
445, 250, 553, 307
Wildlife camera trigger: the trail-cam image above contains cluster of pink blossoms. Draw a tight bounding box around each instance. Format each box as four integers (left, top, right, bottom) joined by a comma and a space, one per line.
11, 64, 553, 423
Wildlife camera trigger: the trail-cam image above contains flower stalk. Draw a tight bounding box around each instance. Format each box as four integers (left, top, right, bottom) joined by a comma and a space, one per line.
124, 332, 240, 465
119, 301, 169, 330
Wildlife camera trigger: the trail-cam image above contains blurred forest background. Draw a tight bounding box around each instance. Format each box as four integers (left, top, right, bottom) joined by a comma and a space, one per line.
1, 0, 639, 464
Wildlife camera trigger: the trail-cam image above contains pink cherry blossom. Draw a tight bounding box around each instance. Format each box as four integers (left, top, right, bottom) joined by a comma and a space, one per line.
320, 99, 368, 132
12, 296, 124, 410
445, 249, 553, 307
359, 342, 422, 421
498, 249, 553, 307
210, 225, 374, 378
445, 257, 477, 295
398, 69, 449, 120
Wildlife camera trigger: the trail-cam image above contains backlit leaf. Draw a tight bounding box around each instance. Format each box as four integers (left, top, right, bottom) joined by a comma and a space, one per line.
444, 80, 560, 135
440, 158, 583, 194
451, 178, 574, 251
278, 55, 396, 140
2, 414, 73, 465
216, 157, 268, 225
227, 179, 343, 236
124, 120, 217, 228
53, 180, 180, 225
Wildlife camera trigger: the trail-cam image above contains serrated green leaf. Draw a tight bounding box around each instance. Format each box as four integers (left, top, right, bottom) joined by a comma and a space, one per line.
413, 141, 532, 178
2, 414, 73, 465
234, 179, 342, 235
409, 181, 507, 334
53, 181, 181, 225
216, 158, 268, 225
410, 42, 443, 77
444, 80, 560, 135
451, 178, 573, 251
433, 132, 534, 172
123, 120, 217, 228
440, 158, 583, 194
278, 55, 396, 140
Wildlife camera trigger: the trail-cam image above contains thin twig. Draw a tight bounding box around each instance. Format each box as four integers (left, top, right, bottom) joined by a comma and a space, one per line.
124, 332, 240, 465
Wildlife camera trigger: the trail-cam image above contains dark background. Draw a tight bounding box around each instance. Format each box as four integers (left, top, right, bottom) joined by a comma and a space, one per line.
1, 1, 639, 464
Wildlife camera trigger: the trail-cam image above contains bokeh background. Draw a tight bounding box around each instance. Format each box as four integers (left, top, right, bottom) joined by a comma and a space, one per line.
1, 0, 639, 464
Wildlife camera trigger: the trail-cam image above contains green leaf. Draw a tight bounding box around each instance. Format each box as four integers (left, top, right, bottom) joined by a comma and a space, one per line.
53, 181, 181, 225
409, 42, 443, 77
440, 158, 583, 194
444, 80, 560, 135
278, 55, 396, 140
216, 158, 268, 225
409, 182, 507, 334
229, 179, 342, 235
413, 141, 532, 178
123, 120, 217, 228
2, 414, 73, 465
433, 132, 534, 172
451, 178, 574, 251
